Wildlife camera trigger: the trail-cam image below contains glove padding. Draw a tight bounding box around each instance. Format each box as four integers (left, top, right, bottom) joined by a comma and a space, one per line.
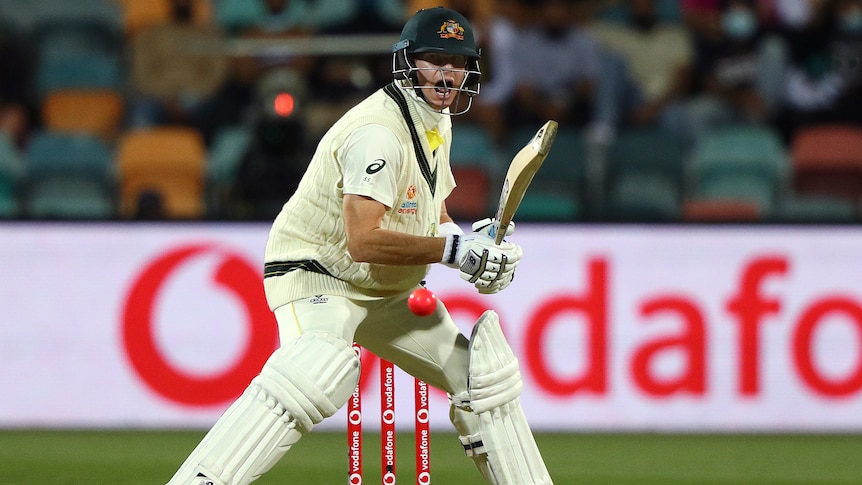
478, 267, 516, 294
471, 218, 515, 240
442, 233, 522, 293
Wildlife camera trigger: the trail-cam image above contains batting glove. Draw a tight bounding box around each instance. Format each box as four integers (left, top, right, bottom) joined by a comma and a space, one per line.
471, 217, 515, 240
442, 233, 522, 291
436, 221, 465, 237
478, 268, 516, 294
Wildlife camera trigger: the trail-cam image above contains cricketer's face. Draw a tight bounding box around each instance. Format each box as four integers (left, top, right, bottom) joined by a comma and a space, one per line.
413, 53, 469, 112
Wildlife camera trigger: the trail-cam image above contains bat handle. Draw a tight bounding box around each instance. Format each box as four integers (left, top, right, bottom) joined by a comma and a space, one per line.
493, 220, 506, 245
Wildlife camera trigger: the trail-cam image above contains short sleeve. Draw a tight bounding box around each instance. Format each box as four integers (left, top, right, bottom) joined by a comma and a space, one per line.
340, 124, 402, 209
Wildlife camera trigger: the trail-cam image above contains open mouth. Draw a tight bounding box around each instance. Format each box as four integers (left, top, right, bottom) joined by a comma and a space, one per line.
433, 83, 453, 99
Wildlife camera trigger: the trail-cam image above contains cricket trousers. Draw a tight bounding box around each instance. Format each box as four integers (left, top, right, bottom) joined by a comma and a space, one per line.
273, 289, 471, 396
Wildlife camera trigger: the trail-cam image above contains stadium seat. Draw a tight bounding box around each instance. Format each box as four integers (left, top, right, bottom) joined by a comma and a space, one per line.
446, 165, 493, 221
24, 131, 115, 219
606, 172, 680, 222
208, 124, 252, 185
447, 124, 500, 221
688, 124, 788, 213
529, 126, 585, 184
682, 198, 761, 222
791, 124, 862, 205
0, 0, 122, 33
776, 195, 856, 223
0, 134, 24, 218
516, 191, 581, 222
116, 126, 207, 219
30, 15, 121, 60
502, 126, 585, 221
594, 0, 682, 23
35, 52, 123, 96
451, 123, 499, 170
27, 131, 113, 176
0, 182, 16, 218
689, 124, 788, 186
213, 0, 267, 32
42, 89, 125, 142
119, 0, 213, 37
693, 173, 778, 215
207, 124, 252, 216
119, 0, 173, 37
27, 178, 116, 219
606, 128, 689, 192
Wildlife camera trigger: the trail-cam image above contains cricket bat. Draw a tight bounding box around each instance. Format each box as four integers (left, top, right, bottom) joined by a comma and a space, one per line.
492, 120, 559, 244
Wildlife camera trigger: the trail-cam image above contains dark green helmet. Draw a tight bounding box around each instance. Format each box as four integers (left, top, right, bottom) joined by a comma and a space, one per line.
393, 7, 480, 60
392, 7, 481, 115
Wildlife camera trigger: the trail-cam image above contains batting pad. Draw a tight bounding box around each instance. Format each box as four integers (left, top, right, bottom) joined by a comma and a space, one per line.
166, 331, 360, 485
457, 310, 554, 484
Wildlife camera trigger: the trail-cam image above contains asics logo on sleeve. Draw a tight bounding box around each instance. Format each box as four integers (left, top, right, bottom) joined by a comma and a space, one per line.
366, 159, 386, 174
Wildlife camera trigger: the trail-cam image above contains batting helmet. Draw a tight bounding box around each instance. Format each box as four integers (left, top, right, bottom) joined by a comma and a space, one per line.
392, 7, 481, 114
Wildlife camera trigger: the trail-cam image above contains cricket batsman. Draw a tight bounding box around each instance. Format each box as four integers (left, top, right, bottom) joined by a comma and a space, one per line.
166, 7, 553, 484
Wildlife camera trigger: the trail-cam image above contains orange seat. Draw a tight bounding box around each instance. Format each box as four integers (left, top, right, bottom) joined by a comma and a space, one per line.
116, 126, 207, 219
120, 0, 213, 37
42, 89, 125, 141
447, 165, 492, 221
682, 199, 761, 222
792, 125, 862, 204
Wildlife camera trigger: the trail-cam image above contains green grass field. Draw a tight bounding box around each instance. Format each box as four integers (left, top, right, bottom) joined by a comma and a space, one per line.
2, 430, 862, 484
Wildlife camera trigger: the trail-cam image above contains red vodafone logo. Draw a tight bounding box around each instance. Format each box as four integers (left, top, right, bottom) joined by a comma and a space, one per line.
122, 243, 278, 407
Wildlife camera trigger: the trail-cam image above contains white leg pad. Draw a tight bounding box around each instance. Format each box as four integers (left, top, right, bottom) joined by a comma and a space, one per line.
451, 310, 553, 484
166, 331, 360, 485
450, 405, 496, 484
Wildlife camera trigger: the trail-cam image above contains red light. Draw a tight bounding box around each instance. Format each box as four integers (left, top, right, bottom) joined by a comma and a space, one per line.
273, 92, 295, 117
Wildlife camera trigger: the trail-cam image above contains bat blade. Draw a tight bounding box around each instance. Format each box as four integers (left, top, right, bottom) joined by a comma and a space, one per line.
493, 120, 559, 244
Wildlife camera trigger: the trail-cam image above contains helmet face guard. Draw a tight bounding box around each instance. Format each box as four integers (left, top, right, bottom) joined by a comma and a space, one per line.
391, 8, 481, 116
392, 43, 481, 116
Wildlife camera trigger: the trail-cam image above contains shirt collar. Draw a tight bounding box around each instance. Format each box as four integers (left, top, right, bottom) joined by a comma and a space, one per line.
403, 85, 450, 137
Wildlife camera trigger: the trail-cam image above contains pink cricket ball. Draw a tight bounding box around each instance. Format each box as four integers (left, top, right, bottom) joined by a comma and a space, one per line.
408, 287, 438, 316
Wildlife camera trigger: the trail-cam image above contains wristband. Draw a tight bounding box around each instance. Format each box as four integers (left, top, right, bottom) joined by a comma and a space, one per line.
442, 234, 460, 266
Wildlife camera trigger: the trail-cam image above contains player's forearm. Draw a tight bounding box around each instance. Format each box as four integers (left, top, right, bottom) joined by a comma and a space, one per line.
346, 228, 446, 266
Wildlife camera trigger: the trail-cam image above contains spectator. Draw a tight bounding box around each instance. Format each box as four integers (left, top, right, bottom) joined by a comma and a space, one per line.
589, 0, 696, 140
128, 0, 231, 141
230, 113, 309, 220
229, 69, 313, 220
681, 0, 725, 43
408, 0, 495, 39
303, 0, 407, 107
205, 0, 319, 143
460, 0, 528, 132
479, 0, 601, 143
680, 0, 788, 141
312, 0, 405, 34
768, 0, 820, 32
134, 190, 167, 220
230, 0, 318, 80
0, 20, 33, 148
775, 0, 862, 141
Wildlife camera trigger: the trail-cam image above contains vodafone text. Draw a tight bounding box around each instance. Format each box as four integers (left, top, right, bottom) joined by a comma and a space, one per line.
442, 256, 862, 400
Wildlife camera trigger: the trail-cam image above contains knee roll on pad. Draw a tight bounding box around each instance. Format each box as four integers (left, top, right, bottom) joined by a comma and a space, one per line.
255, 331, 360, 431
449, 310, 522, 413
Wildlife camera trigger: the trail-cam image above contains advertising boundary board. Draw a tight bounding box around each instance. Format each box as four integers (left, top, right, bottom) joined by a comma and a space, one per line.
1, 222, 862, 431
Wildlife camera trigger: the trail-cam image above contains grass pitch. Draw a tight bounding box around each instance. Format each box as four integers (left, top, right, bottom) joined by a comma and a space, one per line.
1, 430, 862, 484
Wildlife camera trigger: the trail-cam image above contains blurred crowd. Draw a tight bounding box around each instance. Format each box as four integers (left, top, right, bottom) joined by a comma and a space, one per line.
0, 0, 860, 222
467, 0, 862, 145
